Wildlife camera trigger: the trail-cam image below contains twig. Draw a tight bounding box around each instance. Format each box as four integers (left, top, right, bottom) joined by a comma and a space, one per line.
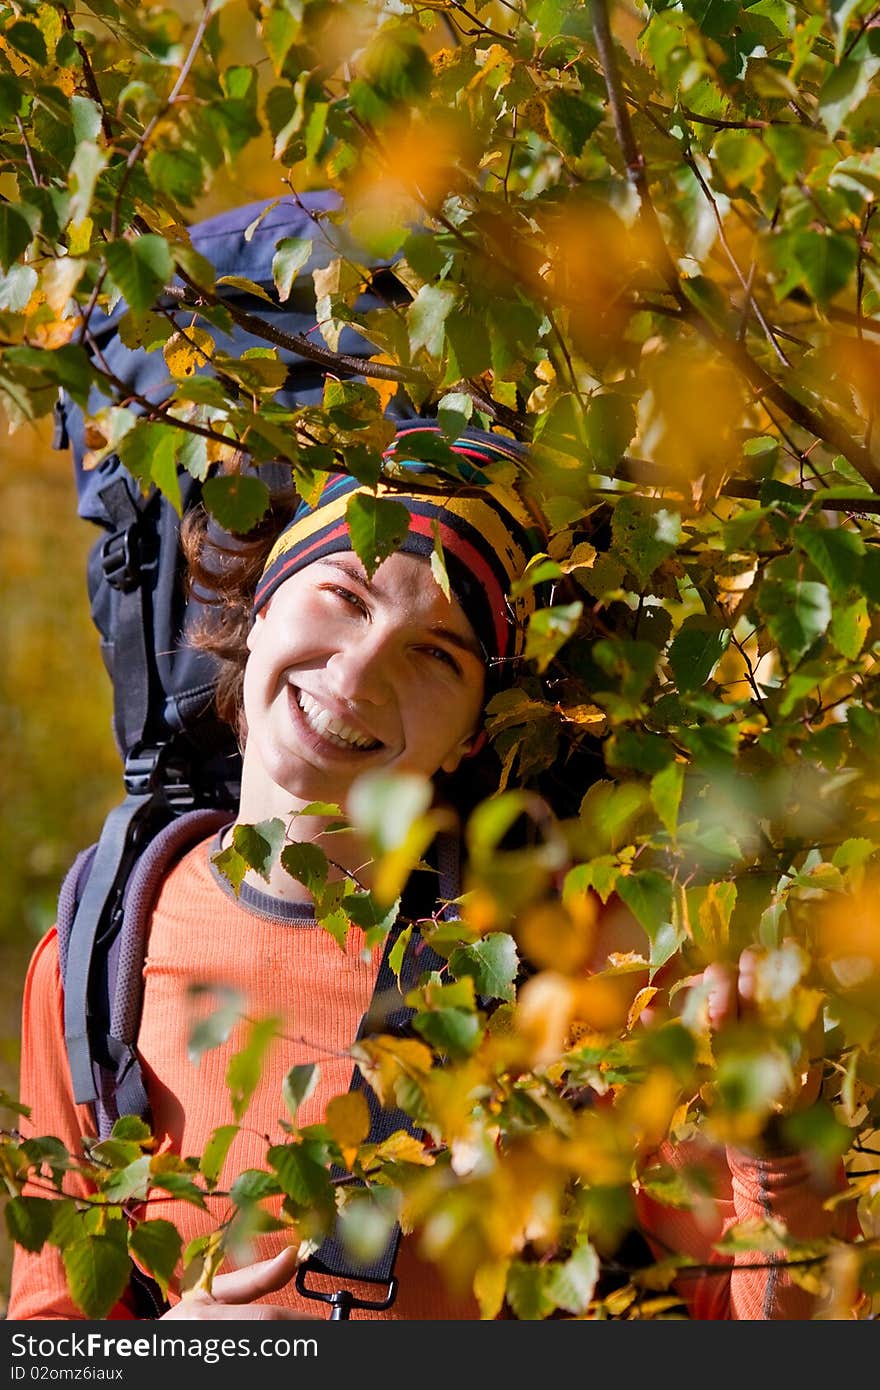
14, 115, 44, 188
110, 0, 215, 239
162, 281, 425, 386
60, 5, 115, 144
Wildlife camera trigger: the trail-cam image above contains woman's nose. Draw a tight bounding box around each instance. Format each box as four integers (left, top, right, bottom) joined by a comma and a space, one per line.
325, 631, 393, 705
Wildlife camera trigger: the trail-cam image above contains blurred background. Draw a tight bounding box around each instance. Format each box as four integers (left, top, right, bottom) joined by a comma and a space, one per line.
0, 417, 120, 1304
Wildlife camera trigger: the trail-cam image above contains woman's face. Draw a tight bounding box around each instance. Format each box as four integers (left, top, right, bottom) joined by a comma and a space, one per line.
241, 549, 487, 810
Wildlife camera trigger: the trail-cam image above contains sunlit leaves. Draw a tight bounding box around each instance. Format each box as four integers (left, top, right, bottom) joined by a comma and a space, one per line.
3, 0, 880, 1324
104, 236, 173, 316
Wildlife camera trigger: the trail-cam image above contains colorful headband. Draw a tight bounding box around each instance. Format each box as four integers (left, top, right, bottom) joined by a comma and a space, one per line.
254, 424, 545, 663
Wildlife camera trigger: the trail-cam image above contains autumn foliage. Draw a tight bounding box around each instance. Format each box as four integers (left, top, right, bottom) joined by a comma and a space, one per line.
1, 0, 880, 1319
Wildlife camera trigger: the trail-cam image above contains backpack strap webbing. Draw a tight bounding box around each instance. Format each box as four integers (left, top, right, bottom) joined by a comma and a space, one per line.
295, 828, 462, 1316
62, 790, 162, 1106
97, 478, 154, 759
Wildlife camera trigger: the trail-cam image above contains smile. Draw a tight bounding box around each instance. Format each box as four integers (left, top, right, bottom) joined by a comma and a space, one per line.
292, 686, 382, 751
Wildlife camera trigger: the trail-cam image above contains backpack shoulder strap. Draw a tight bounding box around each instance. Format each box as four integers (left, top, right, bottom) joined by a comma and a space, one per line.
60, 803, 230, 1129
295, 829, 461, 1317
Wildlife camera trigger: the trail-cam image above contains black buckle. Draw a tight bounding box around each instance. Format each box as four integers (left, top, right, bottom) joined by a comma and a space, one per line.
123, 744, 195, 809
294, 1266, 398, 1320
101, 524, 141, 592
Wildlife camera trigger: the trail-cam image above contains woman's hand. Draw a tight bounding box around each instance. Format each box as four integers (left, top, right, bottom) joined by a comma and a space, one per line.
700, 946, 824, 1113
161, 1246, 312, 1320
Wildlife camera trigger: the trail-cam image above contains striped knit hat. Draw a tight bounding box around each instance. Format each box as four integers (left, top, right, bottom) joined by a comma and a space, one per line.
254, 423, 545, 664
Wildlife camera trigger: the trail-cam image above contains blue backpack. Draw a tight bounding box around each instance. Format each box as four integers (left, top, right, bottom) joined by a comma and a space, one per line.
55, 193, 439, 1317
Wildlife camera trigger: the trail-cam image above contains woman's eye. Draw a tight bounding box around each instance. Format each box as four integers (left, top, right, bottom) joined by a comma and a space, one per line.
324, 585, 367, 614
421, 646, 461, 675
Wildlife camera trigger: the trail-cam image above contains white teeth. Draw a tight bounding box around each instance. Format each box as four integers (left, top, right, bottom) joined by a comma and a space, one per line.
295, 689, 378, 750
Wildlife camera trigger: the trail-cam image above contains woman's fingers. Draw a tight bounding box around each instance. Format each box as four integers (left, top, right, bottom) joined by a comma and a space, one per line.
209, 1246, 300, 1303
702, 960, 737, 1030
162, 1247, 304, 1321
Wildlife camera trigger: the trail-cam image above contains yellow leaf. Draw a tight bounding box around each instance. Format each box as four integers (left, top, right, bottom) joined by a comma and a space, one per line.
326, 1091, 370, 1168
562, 541, 598, 571
556, 702, 607, 732
626, 986, 659, 1032
67, 218, 93, 256
364, 354, 400, 413
375, 1131, 434, 1166
516, 898, 597, 975
42, 257, 85, 315
604, 1283, 637, 1315
164, 329, 215, 378
474, 1259, 509, 1319
352, 1037, 433, 1108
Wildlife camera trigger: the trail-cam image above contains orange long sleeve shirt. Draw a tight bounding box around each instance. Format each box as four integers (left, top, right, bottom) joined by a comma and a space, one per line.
8, 834, 857, 1320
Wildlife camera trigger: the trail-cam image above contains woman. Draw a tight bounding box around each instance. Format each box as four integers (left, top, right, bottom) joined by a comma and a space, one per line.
8, 423, 853, 1320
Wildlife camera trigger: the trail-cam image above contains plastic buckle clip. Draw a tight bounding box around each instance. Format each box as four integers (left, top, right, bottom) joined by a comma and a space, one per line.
122, 744, 194, 809
101, 524, 141, 593
294, 1266, 398, 1321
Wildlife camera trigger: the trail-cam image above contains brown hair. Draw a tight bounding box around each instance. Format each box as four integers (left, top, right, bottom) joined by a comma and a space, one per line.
180, 474, 298, 739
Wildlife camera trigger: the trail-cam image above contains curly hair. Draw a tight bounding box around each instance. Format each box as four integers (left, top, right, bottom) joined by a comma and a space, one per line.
180, 472, 298, 740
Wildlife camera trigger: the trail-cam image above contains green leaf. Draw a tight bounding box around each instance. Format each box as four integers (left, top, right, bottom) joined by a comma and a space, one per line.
70, 95, 102, 144
611, 497, 680, 586
232, 819, 285, 879
408, 283, 458, 357
282, 1063, 320, 1122
345, 493, 410, 580
216, 274, 277, 305
104, 235, 173, 315
226, 1015, 279, 1123
200, 1124, 239, 1187
128, 1220, 182, 1298
101, 1157, 152, 1203
201, 475, 271, 534
449, 933, 519, 1002
651, 760, 685, 838
187, 985, 244, 1063
272, 236, 312, 302
616, 871, 682, 973
110, 1115, 153, 1144
268, 1143, 332, 1207
546, 1240, 600, 1314
413, 1006, 481, 1059
229, 1169, 282, 1205
757, 578, 832, 666
778, 231, 858, 304
543, 89, 602, 155
62, 1236, 132, 1320
794, 523, 864, 598
5, 1196, 54, 1253
829, 593, 868, 659
146, 147, 206, 206
347, 769, 432, 853
524, 602, 583, 673
0, 263, 37, 311
506, 1261, 558, 1320
279, 841, 329, 896
668, 617, 731, 693
6, 21, 48, 65
211, 843, 248, 895
585, 395, 637, 472
117, 421, 179, 500
0, 205, 33, 273
818, 56, 880, 137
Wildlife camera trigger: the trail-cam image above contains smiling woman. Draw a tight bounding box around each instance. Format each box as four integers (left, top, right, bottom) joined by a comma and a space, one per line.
7, 423, 554, 1320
